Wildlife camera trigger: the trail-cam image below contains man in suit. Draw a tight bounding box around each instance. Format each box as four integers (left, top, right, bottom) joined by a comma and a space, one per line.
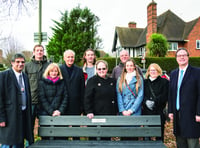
168, 47, 200, 148
0, 53, 34, 148
60, 49, 85, 115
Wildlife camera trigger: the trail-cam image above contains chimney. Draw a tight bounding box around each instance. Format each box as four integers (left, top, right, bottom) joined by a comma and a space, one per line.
128, 21, 136, 28
0, 49, 2, 63
146, 0, 157, 43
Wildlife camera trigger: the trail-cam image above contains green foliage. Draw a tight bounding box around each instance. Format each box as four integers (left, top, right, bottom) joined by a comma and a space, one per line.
98, 57, 200, 75
46, 5, 101, 63
146, 33, 169, 57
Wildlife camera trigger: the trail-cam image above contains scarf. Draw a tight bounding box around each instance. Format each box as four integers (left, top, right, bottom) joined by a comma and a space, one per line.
47, 76, 60, 83
125, 71, 136, 84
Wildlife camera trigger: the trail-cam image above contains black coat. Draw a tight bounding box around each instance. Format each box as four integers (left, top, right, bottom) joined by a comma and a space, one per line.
168, 65, 200, 138
38, 78, 68, 115
84, 75, 118, 115
60, 64, 85, 115
143, 76, 169, 115
0, 69, 34, 145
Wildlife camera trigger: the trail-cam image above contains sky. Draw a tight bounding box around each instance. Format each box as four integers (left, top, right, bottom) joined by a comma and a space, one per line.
2, 0, 200, 55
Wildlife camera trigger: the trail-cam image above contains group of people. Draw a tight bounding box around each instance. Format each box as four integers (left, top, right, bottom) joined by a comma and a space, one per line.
0, 45, 199, 148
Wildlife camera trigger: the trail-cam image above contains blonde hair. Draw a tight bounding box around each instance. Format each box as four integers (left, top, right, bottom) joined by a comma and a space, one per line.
43, 63, 63, 79
118, 59, 141, 94
145, 63, 163, 79
95, 60, 108, 70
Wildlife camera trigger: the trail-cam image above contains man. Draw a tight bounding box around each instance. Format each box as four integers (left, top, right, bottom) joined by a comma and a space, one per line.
0, 53, 34, 148
168, 47, 200, 148
24, 45, 50, 130
60, 49, 85, 115
112, 49, 143, 80
112, 50, 130, 80
82, 48, 96, 83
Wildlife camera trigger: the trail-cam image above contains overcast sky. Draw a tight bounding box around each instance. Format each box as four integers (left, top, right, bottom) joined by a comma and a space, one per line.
8, 0, 200, 54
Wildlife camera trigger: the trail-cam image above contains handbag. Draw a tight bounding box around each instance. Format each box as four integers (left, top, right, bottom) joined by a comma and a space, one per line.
145, 81, 156, 110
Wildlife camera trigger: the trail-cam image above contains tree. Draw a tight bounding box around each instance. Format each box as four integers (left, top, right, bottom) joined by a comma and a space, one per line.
2, 36, 24, 67
46, 5, 101, 63
146, 33, 169, 57
0, 0, 37, 19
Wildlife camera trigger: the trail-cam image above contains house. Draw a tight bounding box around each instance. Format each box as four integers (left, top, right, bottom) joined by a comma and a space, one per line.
112, 0, 200, 57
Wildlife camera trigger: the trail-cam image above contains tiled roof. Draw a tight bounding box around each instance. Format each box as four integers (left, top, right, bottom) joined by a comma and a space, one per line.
112, 10, 199, 51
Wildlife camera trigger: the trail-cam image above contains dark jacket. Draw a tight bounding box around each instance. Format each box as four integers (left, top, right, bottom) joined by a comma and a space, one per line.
168, 65, 200, 138
38, 78, 68, 115
0, 69, 34, 145
111, 63, 124, 80
60, 64, 85, 115
143, 76, 169, 115
84, 75, 118, 115
112, 63, 144, 80
24, 56, 50, 104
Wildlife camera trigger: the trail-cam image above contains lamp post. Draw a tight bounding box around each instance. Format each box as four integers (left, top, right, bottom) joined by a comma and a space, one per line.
38, 0, 42, 45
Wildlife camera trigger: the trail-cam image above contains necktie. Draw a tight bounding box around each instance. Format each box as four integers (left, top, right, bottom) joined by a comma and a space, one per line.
19, 74, 26, 110
176, 70, 184, 110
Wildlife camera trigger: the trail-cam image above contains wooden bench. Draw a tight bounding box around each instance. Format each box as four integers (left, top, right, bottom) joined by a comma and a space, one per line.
30, 115, 166, 148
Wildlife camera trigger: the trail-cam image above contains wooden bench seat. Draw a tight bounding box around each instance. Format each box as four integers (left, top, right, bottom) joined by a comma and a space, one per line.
29, 115, 166, 148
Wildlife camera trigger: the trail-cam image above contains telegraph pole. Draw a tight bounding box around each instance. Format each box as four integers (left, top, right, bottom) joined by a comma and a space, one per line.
38, 0, 42, 45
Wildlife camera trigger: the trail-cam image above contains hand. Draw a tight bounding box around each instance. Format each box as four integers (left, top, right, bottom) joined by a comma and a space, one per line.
0, 122, 6, 127
87, 113, 94, 119
168, 113, 173, 121
52, 110, 61, 116
122, 111, 131, 116
196, 115, 200, 122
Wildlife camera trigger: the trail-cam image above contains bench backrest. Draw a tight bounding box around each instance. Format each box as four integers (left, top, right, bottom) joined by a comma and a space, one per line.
38, 115, 162, 138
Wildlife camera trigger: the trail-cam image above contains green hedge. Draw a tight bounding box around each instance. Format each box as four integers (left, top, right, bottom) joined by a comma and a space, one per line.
96, 57, 200, 74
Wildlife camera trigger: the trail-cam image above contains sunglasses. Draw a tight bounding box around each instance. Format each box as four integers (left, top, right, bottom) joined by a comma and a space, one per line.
97, 68, 106, 71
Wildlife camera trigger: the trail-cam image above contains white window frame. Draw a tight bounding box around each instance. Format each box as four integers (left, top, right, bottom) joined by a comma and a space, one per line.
168, 42, 178, 51
196, 40, 200, 49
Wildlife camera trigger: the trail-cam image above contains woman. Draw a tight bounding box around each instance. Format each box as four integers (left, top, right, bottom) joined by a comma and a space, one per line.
117, 59, 144, 116
38, 63, 68, 116
142, 63, 169, 141
84, 60, 118, 119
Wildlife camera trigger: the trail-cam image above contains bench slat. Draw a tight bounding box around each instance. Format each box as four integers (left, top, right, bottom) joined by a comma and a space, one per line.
39, 115, 161, 126
30, 140, 166, 148
39, 126, 161, 137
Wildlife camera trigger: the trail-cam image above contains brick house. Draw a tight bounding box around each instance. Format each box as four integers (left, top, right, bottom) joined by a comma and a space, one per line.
112, 0, 200, 57
0, 50, 3, 63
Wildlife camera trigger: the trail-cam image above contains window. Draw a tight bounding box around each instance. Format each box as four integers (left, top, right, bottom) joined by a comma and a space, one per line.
168, 42, 178, 51
196, 40, 200, 49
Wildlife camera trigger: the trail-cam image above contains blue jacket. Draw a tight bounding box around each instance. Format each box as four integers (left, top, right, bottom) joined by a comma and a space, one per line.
117, 76, 144, 115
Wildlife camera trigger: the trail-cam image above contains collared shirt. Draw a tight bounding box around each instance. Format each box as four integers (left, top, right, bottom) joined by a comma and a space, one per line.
12, 68, 25, 86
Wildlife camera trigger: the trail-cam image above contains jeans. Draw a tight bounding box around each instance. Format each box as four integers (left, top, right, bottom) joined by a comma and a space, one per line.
1, 143, 24, 148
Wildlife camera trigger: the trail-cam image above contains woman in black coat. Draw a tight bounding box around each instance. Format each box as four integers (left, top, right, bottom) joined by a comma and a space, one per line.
84, 60, 118, 119
38, 63, 68, 116
142, 63, 169, 141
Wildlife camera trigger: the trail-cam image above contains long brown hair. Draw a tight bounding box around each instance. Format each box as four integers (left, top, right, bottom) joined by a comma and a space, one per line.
82, 48, 96, 65
118, 59, 141, 94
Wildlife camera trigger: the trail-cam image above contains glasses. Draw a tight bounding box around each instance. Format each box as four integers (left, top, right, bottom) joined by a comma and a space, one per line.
176, 54, 188, 58
97, 68, 106, 71
149, 69, 157, 72
15, 61, 25, 64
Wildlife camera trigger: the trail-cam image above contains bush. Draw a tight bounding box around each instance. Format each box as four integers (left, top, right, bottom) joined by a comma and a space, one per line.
96, 57, 200, 75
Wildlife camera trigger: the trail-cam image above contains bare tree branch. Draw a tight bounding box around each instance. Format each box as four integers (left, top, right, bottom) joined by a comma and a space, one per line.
0, 0, 37, 20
